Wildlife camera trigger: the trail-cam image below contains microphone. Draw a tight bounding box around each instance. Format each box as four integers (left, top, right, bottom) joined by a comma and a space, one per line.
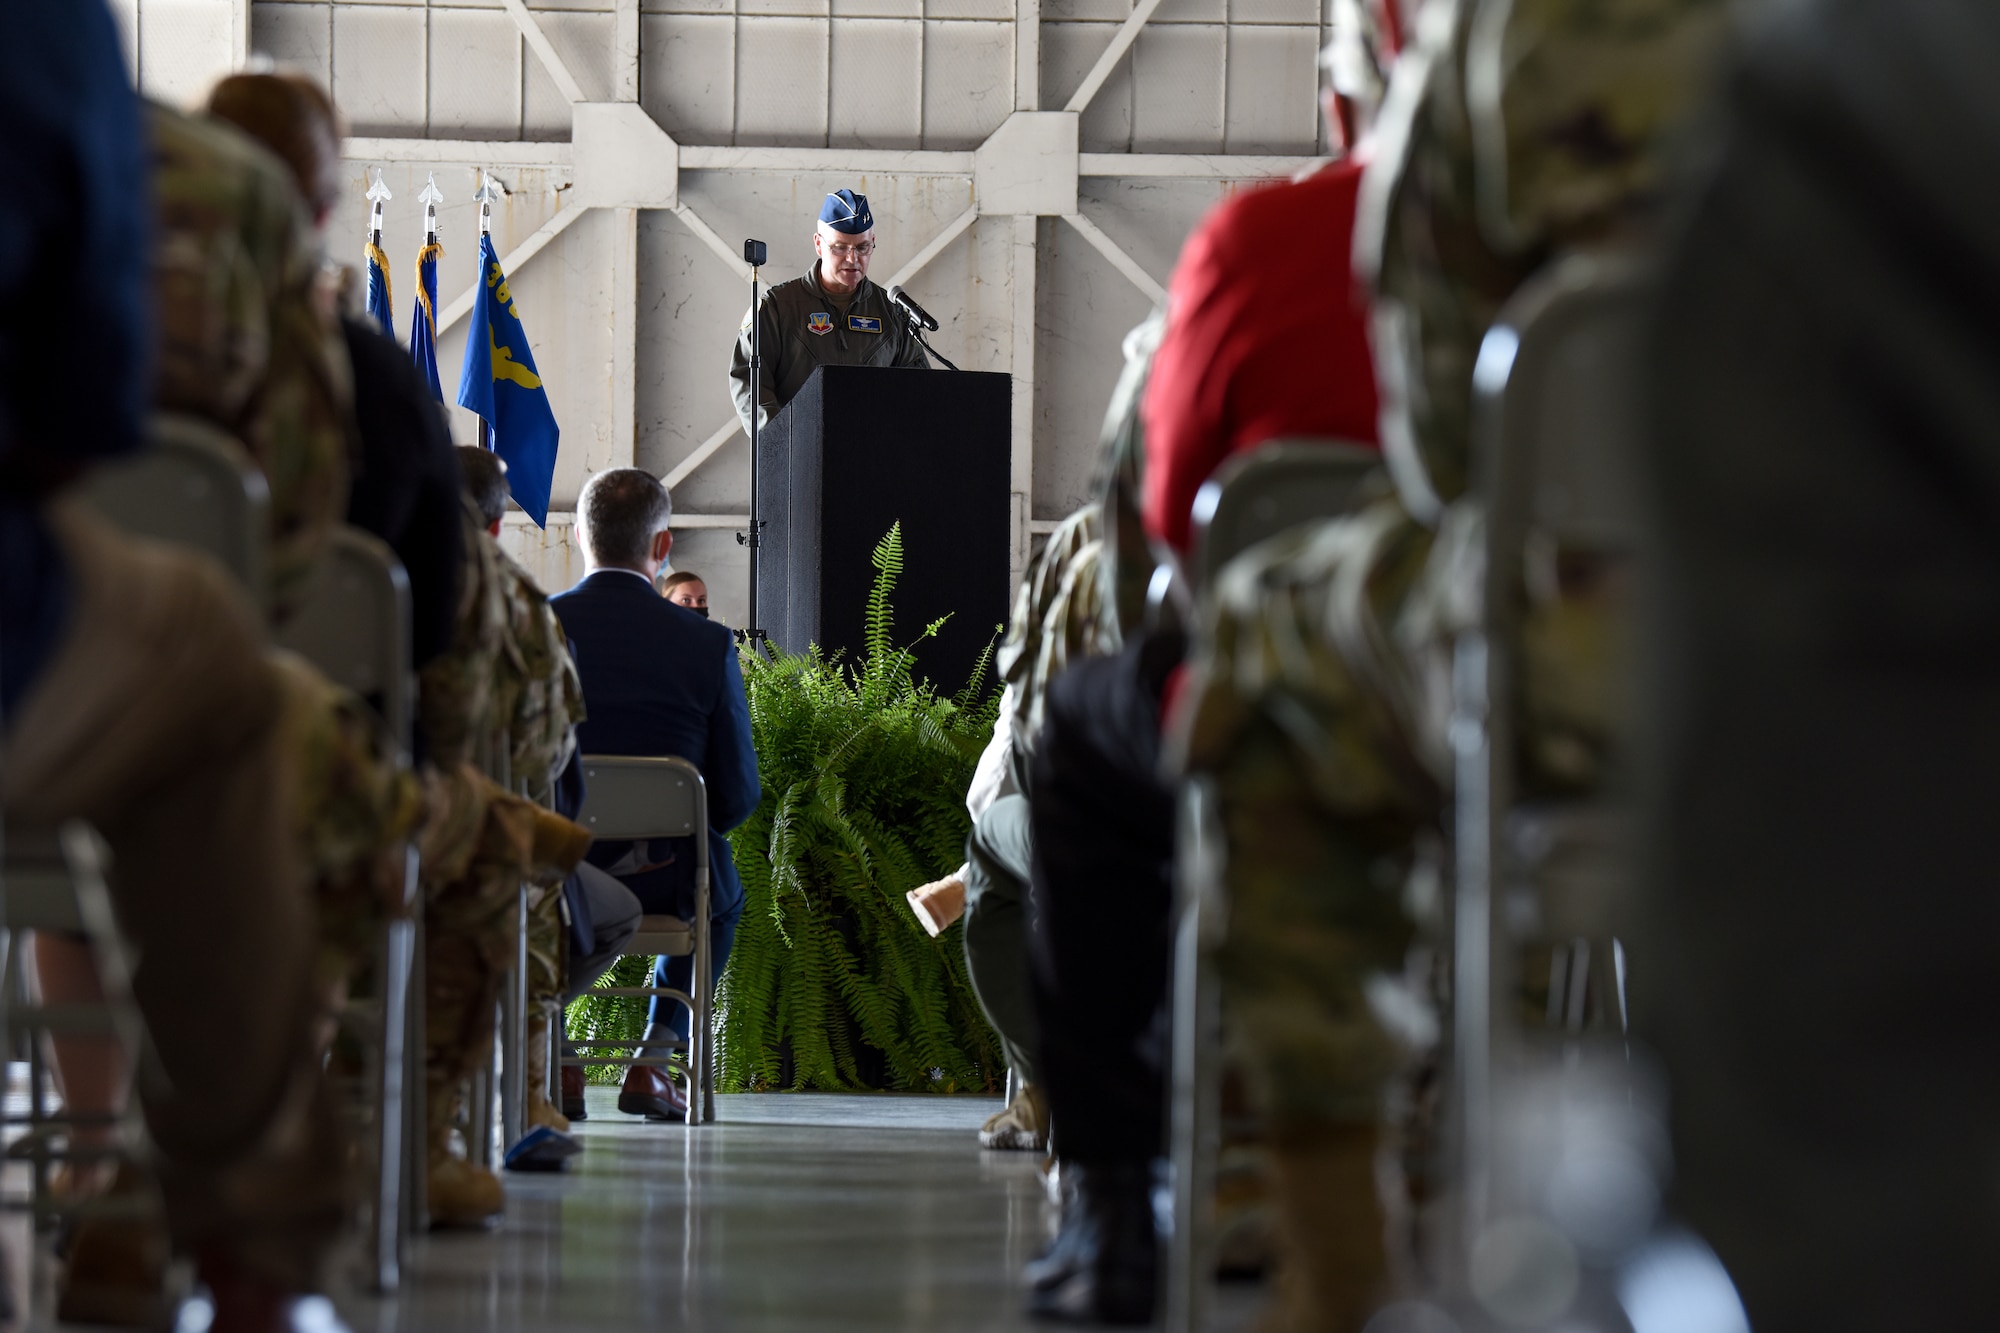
888, 285, 939, 333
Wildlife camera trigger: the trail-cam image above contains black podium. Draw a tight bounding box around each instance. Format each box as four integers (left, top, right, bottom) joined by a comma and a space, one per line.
757, 364, 1011, 694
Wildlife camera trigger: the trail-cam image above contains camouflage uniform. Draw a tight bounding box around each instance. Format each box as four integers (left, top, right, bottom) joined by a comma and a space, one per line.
148, 104, 353, 619
417, 506, 589, 1145
1171, 0, 1728, 1207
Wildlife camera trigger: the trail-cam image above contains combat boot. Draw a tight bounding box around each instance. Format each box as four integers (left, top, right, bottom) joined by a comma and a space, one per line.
426, 1118, 504, 1230
979, 1081, 1049, 1151
1257, 1125, 1390, 1333
524, 1011, 570, 1134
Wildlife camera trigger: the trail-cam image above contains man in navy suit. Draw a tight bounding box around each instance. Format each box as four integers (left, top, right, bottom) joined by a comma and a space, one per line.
551, 469, 762, 1120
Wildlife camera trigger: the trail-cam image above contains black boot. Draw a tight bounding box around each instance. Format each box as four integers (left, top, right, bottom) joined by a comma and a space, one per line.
1025, 1160, 1160, 1325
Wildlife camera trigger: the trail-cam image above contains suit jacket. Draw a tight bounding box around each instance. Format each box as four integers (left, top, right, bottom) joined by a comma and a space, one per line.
551, 569, 761, 920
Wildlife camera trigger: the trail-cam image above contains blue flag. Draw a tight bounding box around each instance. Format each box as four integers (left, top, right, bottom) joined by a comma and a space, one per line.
365, 237, 395, 340
409, 240, 444, 401
458, 233, 560, 527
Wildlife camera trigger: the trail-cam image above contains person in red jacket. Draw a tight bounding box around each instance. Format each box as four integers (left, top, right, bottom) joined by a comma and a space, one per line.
1140, 151, 1381, 554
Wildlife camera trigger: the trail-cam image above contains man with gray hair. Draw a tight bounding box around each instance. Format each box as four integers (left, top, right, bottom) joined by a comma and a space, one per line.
551, 467, 761, 1121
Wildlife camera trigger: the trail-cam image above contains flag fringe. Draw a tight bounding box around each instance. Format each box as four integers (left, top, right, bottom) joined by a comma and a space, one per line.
365, 241, 396, 312
414, 241, 445, 334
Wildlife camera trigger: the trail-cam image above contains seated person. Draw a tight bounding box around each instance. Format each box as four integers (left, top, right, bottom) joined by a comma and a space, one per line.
552, 469, 761, 1121
205, 70, 464, 672
2, 8, 345, 1325
1023, 23, 1388, 1323
457, 446, 644, 1125
661, 569, 708, 616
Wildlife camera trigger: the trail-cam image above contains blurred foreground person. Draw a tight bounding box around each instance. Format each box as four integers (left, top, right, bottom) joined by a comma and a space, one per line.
1170, 0, 1731, 1326
0, 4, 346, 1328
1022, 8, 1392, 1321
1641, 2, 2000, 1326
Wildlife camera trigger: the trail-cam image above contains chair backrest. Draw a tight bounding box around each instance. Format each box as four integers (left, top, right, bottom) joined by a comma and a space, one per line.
275, 526, 415, 756
1474, 252, 1648, 565
577, 756, 708, 843
1189, 440, 1383, 584
82, 412, 271, 615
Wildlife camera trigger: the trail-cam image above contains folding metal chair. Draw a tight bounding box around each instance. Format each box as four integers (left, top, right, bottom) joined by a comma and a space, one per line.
560, 756, 715, 1126
81, 412, 272, 618
0, 824, 152, 1234
1165, 439, 1385, 1333
1188, 439, 1383, 586
275, 525, 421, 1288
1449, 251, 1648, 1270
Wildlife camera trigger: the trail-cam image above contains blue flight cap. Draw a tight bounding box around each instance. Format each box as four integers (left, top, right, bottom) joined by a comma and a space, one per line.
819, 189, 873, 235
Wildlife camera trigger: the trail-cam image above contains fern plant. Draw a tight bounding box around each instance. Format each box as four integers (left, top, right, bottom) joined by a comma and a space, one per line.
567, 523, 1004, 1091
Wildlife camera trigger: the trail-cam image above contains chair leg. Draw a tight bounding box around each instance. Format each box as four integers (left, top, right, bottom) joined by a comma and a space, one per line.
405, 905, 428, 1235
686, 924, 707, 1127
371, 917, 414, 1294
499, 886, 526, 1150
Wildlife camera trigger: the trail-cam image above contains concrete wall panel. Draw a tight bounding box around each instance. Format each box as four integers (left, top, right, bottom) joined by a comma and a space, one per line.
735, 18, 832, 145
829, 19, 923, 148
642, 14, 737, 141
921, 21, 1013, 148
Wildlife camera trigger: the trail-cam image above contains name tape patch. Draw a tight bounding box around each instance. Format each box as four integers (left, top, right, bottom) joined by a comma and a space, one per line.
847, 315, 882, 333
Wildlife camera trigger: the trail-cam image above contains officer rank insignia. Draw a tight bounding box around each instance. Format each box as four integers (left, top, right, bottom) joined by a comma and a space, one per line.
847, 315, 881, 333
807, 312, 833, 335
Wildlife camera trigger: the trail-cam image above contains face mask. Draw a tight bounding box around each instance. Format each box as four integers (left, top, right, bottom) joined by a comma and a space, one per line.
693, 606, 710, 618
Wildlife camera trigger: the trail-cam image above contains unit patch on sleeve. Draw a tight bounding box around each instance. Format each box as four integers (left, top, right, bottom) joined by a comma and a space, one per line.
847, 315, 882, 333
807, 312, 833, 335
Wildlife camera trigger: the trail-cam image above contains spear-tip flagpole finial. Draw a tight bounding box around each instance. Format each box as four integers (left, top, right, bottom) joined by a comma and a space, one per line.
418, 172, 443, 240
366, 168, 392, 232
473, 169, 499, 237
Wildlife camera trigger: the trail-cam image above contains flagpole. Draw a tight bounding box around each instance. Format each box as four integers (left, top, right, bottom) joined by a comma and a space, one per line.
474, 170, 498, 454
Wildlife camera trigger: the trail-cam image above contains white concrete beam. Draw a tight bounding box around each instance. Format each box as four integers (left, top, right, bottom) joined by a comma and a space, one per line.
1009, 214, 1037, 581
499, 0, 588, 105
662, 420, 742, 490
672, 202, 748, 274
614, 0, 641, 103
883, 207, 980, 288
974, 113, 1079, 217
344, 139, 574, 168
1080, 153, 1324, 178
611, 207, 639, 467
1062, 212, 1167, 306
679, 147, 975, 176
573, 103, 679, 209
1064, 0, 1168, 114
1015, 0, 1040, 112
438, 205, 591, 335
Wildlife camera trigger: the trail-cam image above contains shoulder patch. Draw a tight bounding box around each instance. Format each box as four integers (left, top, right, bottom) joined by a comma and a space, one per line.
807, 311, 833, 335
847, 314, 881, 333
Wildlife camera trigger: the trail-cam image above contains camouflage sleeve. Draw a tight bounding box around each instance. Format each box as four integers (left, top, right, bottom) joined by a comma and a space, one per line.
1358, 0, 1728, 514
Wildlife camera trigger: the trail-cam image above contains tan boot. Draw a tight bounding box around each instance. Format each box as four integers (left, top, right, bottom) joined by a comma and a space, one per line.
1257, 1126, 1391, 1333
978, 1082, 1049, 1151
524, 1011, 570, 1134
426, 1111, 504, 1230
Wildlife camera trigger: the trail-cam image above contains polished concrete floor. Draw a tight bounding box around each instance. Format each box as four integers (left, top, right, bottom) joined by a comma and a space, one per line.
339, 1090, 1080, 1333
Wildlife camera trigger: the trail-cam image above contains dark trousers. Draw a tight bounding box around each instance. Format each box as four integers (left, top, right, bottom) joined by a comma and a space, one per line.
1028, 631, 1183, 1164
561, 861, 643, 1059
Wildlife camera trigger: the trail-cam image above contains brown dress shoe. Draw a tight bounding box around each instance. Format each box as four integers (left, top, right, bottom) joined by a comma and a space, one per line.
617, 1063, 688, 1121
561, 1064, 589, 1121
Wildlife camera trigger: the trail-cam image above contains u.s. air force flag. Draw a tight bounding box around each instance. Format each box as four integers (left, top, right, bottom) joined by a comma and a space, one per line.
409, 237, 444, 401
457, 233, 560, 526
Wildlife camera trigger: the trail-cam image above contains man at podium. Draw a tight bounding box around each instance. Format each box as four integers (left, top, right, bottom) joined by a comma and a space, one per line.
727, 188, 929, 432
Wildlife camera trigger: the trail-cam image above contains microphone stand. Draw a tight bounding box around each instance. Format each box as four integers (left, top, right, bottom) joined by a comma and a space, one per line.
737, 241, 769, 655
903, 311, 960, 371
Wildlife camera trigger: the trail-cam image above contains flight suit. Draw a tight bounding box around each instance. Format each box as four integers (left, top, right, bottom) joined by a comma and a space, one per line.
727, 266, 929, 433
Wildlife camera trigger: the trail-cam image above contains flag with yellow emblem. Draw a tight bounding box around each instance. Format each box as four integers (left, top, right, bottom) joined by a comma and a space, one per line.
457, 231, 560, 526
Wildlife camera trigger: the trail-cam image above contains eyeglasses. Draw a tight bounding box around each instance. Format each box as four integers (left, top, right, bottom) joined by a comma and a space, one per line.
826, 242, 875, 258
